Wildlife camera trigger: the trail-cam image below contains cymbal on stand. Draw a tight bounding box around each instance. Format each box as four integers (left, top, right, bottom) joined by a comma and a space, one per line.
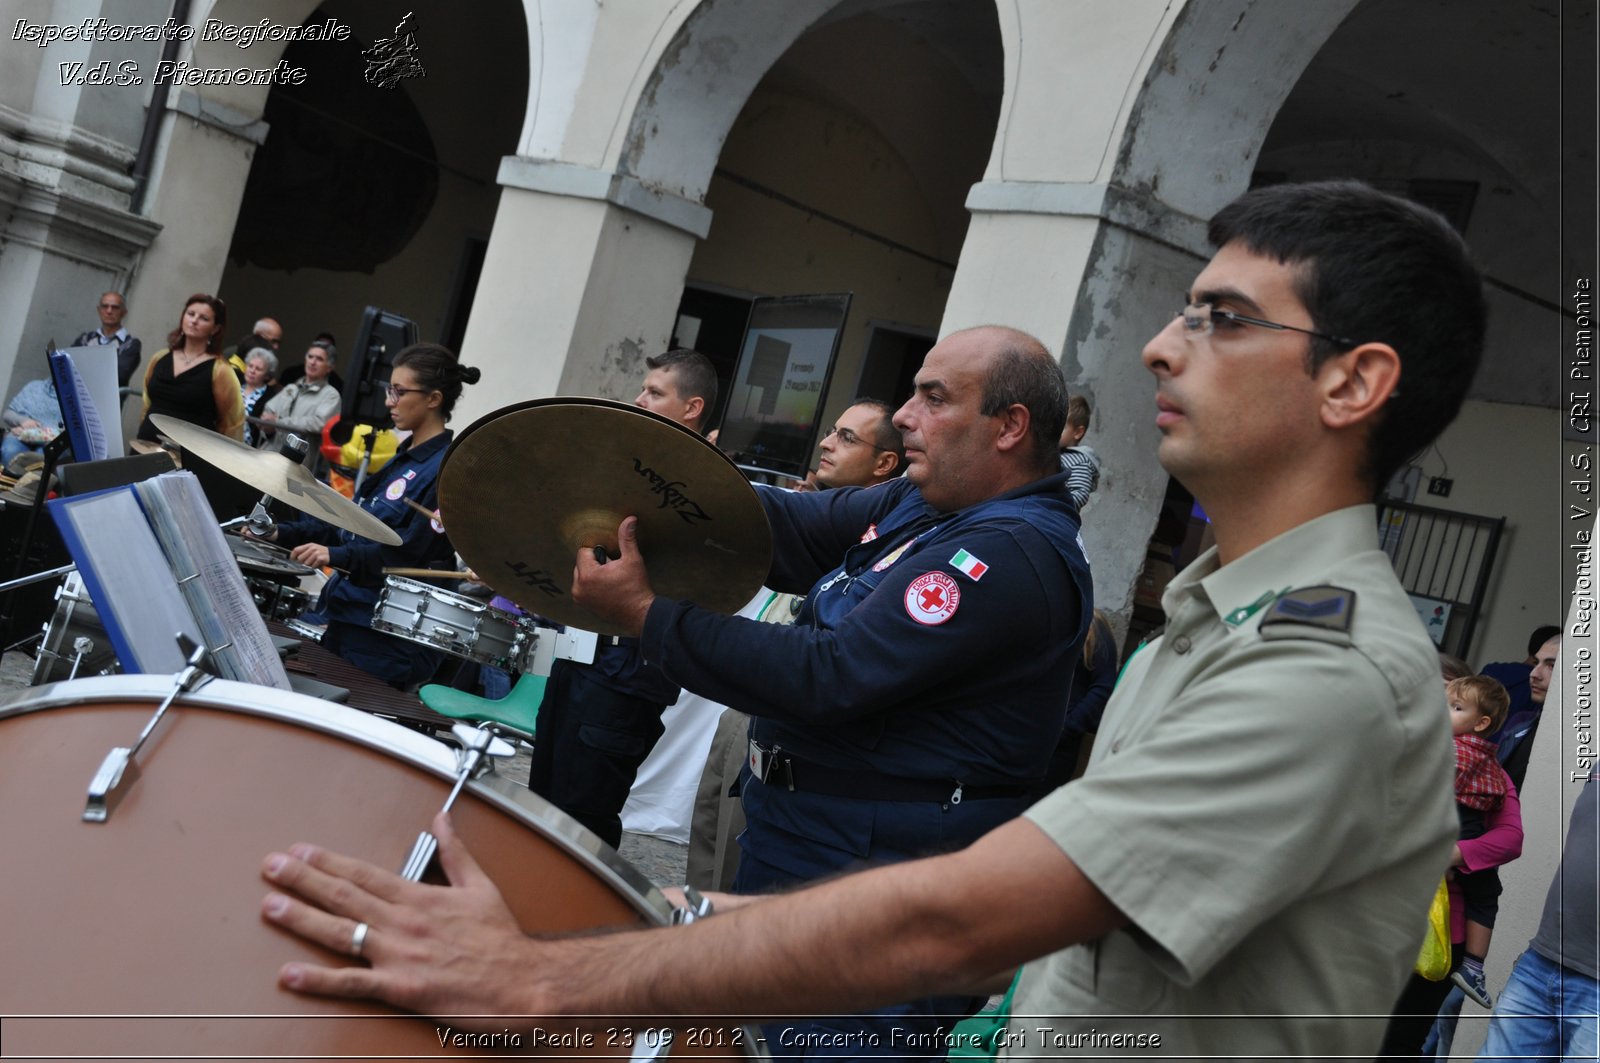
439, 398, 772, 635
148, 415, 401, 545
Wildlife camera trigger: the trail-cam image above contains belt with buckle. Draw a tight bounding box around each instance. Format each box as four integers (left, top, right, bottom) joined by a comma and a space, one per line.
747, 739, 1030, 805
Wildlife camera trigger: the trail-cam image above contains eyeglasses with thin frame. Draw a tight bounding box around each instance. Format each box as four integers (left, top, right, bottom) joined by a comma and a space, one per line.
385, 384, 432, 401
1179, 302, 1354, 349
823, 425, 895, 453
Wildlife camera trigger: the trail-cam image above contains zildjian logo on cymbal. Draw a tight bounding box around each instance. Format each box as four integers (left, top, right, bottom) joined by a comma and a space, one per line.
632, 458, 710, 525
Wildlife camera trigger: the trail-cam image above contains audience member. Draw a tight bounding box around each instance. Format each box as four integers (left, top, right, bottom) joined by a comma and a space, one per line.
1483, 624, 1560, 715
526, 349, 718, 850
225, 316, 284, 379
2, 371, 61, 472
1495, 632, 1562, 790
136, 293, 244, 443
258, 342, 340, 447
1444, 674, 1513, 1008
240, 347, 280, 447
71, 290, 143, 388
1377, 673, 1523, 1058
1058, 393, 1100, 510
278, 332, 346, 392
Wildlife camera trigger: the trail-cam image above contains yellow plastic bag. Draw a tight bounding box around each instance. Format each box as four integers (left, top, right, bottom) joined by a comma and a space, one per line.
1414, 877, 1451, 980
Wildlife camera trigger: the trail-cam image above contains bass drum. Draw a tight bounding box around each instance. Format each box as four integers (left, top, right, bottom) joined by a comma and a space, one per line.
30, 572, 119, 685
0, 676, 763, 1060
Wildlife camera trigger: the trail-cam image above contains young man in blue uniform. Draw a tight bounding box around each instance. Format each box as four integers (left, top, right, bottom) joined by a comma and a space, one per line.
261, 181, 1481, 1062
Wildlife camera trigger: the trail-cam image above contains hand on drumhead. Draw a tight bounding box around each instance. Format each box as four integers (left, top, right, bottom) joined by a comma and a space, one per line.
571, 516, 655, 635
289, 543, 331, 569
261, 812, 543, 1025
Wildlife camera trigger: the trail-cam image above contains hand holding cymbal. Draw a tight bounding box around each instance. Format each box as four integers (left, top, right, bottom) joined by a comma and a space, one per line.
570, 516, 656, 636
439, 398, 771, 635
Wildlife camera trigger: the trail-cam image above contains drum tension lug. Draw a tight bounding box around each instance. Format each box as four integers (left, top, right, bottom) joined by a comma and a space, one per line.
83, 634, 212, 824
397, 724, 516, 881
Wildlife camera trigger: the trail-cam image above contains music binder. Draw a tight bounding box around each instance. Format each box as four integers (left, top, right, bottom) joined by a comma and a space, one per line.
46, 348, 112, 463
47, 471, 291, 688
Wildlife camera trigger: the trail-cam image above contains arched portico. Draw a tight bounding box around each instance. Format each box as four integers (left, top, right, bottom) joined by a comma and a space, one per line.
942, 0, 1360, 621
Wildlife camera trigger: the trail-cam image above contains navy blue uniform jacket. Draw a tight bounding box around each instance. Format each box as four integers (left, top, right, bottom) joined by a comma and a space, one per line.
640, 472, 1093, 788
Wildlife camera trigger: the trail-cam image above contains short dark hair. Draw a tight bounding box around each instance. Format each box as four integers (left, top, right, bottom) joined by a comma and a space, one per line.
1527, 625, 1563, 657
1066, 394, 1092, 431
848, 397, 905, 473
976, 330, 1068, 473
393, 343, 481, 420
1207, 181, 1487, 491
645, 349, 719, 429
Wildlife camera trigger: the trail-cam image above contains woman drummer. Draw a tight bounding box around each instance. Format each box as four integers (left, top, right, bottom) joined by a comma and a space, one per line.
253, 343, 481, 686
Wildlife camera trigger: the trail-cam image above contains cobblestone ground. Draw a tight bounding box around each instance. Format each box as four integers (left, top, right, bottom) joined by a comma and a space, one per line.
0, 648, 688, 888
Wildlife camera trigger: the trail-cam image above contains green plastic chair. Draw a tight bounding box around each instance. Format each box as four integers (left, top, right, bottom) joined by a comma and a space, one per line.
418, 672, 547, 738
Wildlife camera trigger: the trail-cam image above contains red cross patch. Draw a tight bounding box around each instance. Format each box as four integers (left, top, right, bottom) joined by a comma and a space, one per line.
904, 571, 960, 626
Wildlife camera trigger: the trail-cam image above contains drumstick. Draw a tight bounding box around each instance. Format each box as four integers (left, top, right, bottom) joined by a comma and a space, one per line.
383, 567, 472, 579
402, 497, 439, 522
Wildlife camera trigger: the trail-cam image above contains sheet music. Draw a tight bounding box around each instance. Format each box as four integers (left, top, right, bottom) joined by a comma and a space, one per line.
47, 489, 199, 674
46, 349, 109, 462
134, 473, 291, 690
60, 343, 124, 456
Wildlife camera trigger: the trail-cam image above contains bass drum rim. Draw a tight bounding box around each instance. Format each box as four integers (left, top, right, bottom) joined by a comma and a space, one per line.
6, 674, 673, 924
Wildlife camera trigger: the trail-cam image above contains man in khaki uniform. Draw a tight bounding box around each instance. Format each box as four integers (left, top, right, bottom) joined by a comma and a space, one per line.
257, 181, 1481, 1060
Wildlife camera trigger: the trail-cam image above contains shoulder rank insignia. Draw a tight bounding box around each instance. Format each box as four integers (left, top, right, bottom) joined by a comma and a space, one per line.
1258, 585, 1356, 644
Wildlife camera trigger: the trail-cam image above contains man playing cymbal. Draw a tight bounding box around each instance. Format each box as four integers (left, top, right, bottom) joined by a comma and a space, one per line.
525, 349, 719, 850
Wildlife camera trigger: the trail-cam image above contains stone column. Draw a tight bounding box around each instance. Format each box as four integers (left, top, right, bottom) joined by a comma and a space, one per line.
452, 158, 711, 429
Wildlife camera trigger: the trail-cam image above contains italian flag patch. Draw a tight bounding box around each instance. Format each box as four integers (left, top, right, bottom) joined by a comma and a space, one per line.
950, 548, 989, 581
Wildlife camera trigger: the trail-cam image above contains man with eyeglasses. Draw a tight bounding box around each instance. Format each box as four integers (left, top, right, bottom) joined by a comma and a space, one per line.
72, 291, 143, 388
260, 182, 1478, 1061
813, 399, 905, 489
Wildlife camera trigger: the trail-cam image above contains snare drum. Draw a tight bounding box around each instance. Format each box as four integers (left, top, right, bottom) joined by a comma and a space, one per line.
372, 575, 538, 671
0, 676, 761, 1059
244, 573, 315, 622
30, 573, 119, 685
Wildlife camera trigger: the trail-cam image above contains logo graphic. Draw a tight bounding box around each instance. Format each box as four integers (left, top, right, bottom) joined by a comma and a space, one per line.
385, 478, 406, 500
904, 572, 960, 626
363, 11, 424, 89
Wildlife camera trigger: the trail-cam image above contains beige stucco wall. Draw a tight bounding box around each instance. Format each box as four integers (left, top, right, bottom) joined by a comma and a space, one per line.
1407, 400, 1566, 666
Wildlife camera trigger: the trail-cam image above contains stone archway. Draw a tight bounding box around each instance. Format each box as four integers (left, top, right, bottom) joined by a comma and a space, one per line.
941, 0, 1359, 625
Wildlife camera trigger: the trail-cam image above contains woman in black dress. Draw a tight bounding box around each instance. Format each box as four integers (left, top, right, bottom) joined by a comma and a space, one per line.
137, 293, 245, 442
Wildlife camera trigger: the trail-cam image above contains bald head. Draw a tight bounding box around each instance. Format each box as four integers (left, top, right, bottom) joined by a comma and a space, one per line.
254, 318, 283, 348
893, 326, 1066, 512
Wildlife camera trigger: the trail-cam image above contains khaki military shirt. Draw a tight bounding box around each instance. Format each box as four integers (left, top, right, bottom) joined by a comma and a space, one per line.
1008, 505, 1456, 1060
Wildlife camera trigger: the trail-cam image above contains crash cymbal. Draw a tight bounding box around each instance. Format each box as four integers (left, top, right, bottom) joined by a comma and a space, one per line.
440, 398, 772, 635
149, 415, 401, 546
